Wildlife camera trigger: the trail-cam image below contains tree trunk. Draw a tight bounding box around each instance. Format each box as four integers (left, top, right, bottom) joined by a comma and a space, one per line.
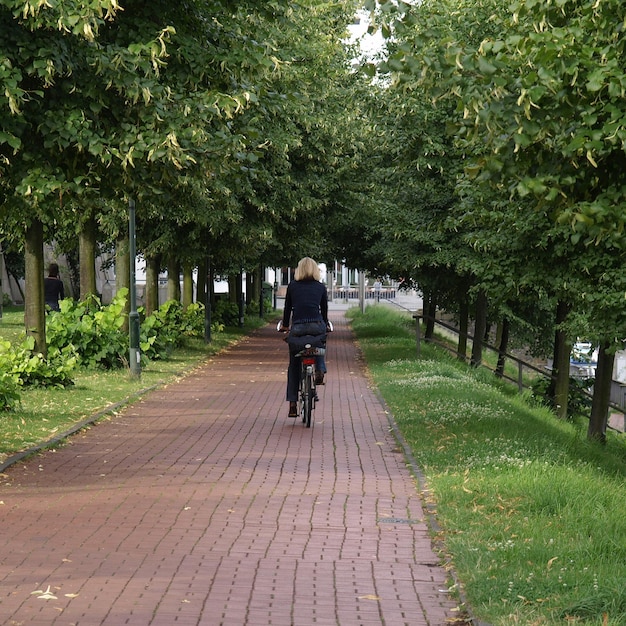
254, 265, 263, 304
79, 214, 97, 300
6, 264, 26, 304
228, 274, 238, 303
115, 233, 130, 332
182, 262, 194, 309
457, 292, 469, 362
495, 318, 510, 378
246, 271, 254, 306
166, 253, 180, 302
209, 263, 216, 309
588, 342, 614, 444
24, 219, 46, 356
550, 300, 571, 420
144, 254, 160, 316
470, 290, 488, 368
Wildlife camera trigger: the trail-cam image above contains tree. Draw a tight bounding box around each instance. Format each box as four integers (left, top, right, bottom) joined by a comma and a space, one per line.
1, 2, 196, 351
461, 0, 626, 439
1, 0, 283, 352
368, 0, 626, 439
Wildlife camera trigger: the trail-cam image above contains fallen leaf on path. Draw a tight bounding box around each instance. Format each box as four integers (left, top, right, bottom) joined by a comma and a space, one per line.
32, 585, 58, 600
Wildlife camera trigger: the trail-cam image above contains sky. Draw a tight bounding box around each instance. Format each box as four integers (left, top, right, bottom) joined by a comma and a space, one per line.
347, 9, 386, 62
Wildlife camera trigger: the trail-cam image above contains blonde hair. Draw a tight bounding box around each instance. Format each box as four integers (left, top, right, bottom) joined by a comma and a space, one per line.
294, 257, 320, 281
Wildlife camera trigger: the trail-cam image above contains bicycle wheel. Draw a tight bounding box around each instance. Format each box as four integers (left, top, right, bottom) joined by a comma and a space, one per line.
303, 370, 313, 428
298, 362, 306, 423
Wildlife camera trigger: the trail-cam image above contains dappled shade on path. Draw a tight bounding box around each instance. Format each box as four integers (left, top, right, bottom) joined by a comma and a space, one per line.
0, 312, 462, 625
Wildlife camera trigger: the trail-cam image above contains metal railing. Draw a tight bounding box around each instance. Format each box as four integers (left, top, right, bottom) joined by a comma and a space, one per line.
412, 312, 625, 434
376, 298, 624, 433
413, 313, 549, 393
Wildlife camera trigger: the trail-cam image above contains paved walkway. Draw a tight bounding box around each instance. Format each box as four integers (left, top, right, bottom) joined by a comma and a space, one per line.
0, 310, 463, 626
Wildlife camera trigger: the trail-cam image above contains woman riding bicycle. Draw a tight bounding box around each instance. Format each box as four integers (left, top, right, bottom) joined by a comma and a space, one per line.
281, 257, 329, 417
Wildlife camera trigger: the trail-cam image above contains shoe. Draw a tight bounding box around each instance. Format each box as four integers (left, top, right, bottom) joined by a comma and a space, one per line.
288, 402, 297, 417
315, 371, 325, 385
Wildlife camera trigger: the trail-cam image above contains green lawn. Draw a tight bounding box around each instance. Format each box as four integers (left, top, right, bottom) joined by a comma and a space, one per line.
0, 306, 267, 463
349, 305, 626, 626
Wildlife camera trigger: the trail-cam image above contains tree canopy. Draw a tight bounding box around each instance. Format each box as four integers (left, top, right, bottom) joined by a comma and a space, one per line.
357, 0, 626, 438
3, 0, 626, 439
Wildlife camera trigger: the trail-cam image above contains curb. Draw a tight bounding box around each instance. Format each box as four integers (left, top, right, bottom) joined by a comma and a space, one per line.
0, 385, 158, 474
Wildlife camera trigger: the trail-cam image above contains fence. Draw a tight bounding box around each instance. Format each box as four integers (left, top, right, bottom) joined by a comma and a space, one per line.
330, 287, 396, 300
413, 313, 551, 392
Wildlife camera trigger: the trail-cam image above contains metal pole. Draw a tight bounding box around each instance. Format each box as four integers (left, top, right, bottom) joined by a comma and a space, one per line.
259, 266, 265, 318
204, 258, 212, 343
238, 270, 245, 327
128, 199, 141, 379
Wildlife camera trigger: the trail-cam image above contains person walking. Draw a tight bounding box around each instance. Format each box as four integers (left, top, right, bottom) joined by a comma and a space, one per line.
281, 257, 329, 417
44, 262, 65, 311
373, 278, 382, 302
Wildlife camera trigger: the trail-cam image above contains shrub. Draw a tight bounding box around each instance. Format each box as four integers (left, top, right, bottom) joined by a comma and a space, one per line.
47, 290, 127, 369
212, 298, 239, 325
0, 336, 76, 405
529, 375, 594, 419
0, 293, 229, 412
0, 340, 22, 410
13, 338, 77, 387
181, 302, 206, 337
139, 299, 183, 360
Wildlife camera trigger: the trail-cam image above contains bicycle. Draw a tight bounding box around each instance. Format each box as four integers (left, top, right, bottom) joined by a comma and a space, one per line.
278, 321, 332, 428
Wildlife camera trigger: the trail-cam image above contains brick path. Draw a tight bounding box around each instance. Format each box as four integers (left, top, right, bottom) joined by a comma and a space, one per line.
0, 311, 462, 625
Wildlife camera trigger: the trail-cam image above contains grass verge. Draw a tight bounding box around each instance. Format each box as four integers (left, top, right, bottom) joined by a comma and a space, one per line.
349, 305, 626, 626
0, 310, 269, 464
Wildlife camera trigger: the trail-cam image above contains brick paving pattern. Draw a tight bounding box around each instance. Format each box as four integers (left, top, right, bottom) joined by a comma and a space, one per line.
0, 311, 461, 625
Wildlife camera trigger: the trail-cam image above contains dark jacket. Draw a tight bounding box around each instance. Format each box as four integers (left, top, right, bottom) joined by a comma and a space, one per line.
44, 277, 65, 310
282, 278, 328, 327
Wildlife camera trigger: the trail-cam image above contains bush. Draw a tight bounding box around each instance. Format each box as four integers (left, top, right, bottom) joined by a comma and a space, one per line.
139, 300, 224, 360
47, 290, 127, 369
47, 291, 201, 367
0, 336, 76, 404
12, 338, 77, 387
529, 375, 594, 419
139, 299, 184, 360
0, 340, 22, 410
212, 298, 239, 325
180, 302, 225, 337
0, 293, 228, 411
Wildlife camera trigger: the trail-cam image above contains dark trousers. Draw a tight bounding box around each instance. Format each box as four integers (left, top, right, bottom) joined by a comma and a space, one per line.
286, 321, 326, 402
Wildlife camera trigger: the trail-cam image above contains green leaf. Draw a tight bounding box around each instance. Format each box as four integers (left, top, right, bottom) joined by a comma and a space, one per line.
477, 56, 497, 75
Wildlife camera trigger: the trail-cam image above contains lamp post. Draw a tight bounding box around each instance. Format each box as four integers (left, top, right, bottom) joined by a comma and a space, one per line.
128, 198, 141, 378
204, 258, 212, 343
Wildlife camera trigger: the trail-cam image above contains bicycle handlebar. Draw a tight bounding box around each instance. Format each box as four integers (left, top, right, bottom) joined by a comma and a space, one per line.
277, 320, 333, 333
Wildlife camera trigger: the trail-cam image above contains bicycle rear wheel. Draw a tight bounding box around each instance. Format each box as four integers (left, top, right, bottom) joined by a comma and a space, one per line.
303, 370, 313, 428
